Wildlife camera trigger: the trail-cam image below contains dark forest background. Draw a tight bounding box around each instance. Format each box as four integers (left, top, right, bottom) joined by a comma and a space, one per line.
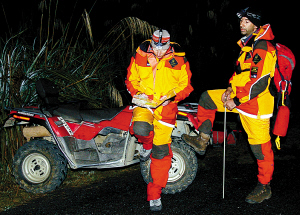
1, 0, 297, 102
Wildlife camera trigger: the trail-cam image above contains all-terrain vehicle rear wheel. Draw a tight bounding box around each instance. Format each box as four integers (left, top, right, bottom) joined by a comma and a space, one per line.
140, 138, 198, 194
12, 139, 68, 193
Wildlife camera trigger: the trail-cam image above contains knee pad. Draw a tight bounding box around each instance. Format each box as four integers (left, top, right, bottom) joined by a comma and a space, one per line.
250, 144, 264, 160
152, 144, 170, 159
198, 91, 217, 109
132, 121, 153, 136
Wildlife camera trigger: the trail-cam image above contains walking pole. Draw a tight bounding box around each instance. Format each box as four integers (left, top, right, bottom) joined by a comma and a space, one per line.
223, 106, 227, 199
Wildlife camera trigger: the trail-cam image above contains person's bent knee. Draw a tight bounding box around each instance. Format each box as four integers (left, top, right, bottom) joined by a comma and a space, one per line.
199, 91, 217, 109
198, 91, 209, 106
250, 144, 264, 160
152, 144, 170, 159
133, 121, 153, 136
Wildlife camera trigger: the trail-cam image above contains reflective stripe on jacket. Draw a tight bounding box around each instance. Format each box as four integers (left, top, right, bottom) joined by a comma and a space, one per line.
230, 24, 277, 119
126, 40, 193, 103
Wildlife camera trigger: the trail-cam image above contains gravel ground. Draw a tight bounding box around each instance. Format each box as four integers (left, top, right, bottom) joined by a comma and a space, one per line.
3, 112, 300, 215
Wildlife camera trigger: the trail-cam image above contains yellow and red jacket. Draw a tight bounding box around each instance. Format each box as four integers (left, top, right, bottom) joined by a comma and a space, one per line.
126, 40, 193, 103
229, 24, 277, 119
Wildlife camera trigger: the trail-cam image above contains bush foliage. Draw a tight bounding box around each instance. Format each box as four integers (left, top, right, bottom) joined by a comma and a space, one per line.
0, 0, 156, 182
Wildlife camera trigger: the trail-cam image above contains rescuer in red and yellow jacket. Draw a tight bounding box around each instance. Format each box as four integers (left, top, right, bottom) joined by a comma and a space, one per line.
126, 29, 193, 211
230, 23, 276, 119
182, 7, 276, 204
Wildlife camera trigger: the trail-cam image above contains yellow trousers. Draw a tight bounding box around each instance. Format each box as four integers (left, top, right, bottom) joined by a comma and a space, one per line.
132, 104, 177, 146
131, 103, 178, 201
198, 89, 274, 184
206, 89, 271, 145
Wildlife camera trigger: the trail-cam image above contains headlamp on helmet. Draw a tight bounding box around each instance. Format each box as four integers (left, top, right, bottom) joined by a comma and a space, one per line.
237, 7, 262, 27
151, 29, 170, 50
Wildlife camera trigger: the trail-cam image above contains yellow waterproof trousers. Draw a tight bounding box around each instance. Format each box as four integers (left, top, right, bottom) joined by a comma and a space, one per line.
130, 103, 178, 201
200, 89, 271, 145
198, 89, 274, 184
132, 106, 175, 147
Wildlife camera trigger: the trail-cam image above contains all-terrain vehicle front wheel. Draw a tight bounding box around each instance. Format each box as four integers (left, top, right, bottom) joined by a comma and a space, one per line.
12, 139, 68, 193
140, 138, 198, 194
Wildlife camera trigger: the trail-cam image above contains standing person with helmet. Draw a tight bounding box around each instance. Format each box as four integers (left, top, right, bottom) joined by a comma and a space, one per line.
126, 29, 193, 211
182, 7, 277, 204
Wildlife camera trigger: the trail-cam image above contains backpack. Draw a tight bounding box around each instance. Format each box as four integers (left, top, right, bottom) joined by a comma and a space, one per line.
271, 43, 296, 107
270, 43, 296, 149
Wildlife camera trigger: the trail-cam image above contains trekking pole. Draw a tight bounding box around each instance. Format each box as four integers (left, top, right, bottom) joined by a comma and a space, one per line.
223, 106, 227, 199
